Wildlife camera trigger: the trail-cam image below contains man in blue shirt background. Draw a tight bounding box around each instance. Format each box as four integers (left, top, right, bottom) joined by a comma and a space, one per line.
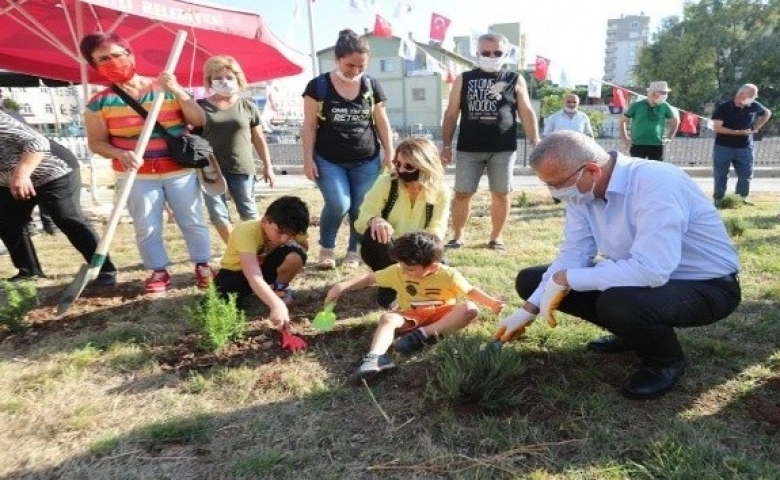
712, 83, 772, 204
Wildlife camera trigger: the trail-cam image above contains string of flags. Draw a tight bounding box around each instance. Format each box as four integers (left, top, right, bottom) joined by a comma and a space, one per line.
587, 78, 712, 134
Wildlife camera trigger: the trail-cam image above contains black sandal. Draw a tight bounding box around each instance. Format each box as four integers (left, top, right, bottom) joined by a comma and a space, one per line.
445, 239, 465, 249
488, 240, 506, 251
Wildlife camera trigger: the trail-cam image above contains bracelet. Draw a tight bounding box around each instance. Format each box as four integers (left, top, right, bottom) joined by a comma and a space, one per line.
442, 145, 452, 150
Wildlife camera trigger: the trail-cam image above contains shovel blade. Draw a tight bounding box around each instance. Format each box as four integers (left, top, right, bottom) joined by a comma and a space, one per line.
56, 264, 99, 316
311, 303, 336, 331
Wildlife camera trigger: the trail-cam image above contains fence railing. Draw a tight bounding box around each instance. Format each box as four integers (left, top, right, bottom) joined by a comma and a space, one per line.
62, 135, 780, 169
261, 137, 780, 168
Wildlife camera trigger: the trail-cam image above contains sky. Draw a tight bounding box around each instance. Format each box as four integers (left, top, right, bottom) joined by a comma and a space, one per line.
215, 0, 686, 87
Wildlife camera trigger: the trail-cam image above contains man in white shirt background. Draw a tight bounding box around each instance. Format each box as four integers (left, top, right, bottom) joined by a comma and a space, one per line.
543, 93, 594, 137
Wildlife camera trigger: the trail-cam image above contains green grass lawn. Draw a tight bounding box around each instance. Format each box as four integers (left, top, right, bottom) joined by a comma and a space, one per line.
1, 187, 778, 479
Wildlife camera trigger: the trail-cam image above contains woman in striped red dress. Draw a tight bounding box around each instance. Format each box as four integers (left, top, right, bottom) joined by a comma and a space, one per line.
80, 32, 213, 295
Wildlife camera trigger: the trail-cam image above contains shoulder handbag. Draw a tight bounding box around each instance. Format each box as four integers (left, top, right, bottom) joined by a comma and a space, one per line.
111, 84, 212, 168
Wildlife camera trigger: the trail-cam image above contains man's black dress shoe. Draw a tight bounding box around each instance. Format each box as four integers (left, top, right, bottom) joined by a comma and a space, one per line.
586, 335, 631, 353
621, 359, 687, 400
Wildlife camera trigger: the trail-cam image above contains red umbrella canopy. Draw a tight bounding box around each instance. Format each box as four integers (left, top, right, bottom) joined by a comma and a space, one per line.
0, 0, 305, 86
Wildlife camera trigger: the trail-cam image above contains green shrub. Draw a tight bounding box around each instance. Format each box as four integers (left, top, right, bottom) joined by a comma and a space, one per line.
185, 283, 246, 352
426, 332, 529, 412
0, 281, 38, 333
724, 216, 750, 237
715, 194, 743, 210
515, 190, 529, 208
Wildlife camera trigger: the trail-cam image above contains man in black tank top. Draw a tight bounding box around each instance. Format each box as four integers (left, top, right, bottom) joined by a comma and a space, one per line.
440, 33, 539, 251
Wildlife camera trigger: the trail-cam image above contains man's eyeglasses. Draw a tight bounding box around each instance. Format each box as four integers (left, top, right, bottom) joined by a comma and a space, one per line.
93, 51, 130, 65
479, 50, 504, 58
393, 160, 418, 171
544, 164, 586, 189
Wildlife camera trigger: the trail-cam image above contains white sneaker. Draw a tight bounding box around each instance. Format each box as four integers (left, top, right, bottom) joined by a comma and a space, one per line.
343, 251, 360, 269
318, 248, 336, 270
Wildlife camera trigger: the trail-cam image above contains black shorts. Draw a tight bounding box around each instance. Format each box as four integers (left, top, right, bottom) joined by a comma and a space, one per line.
213, 243, 307, 303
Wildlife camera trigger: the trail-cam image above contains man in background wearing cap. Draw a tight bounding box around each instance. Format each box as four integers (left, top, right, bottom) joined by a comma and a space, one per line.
619, 81, 680, 161
711, 83, 772, 206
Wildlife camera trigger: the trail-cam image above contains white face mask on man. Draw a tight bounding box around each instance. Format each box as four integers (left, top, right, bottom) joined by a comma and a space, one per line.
547, 168, 596, 206
478, 56, 505, 73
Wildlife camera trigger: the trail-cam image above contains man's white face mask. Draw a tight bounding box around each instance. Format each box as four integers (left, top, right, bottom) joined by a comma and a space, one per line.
478, 56, 505, 73
547, 167, 596, 206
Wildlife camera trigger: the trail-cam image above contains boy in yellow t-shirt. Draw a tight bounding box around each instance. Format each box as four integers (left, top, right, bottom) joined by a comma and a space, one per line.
214, 196, 309, 330
325, 231, 504, 381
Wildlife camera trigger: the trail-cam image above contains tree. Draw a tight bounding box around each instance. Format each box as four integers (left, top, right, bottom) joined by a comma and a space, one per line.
634, 0, 780, 116
2, 97, 20, 111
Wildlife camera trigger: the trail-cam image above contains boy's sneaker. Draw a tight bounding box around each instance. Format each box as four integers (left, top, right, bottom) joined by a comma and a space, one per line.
394, 328, 435, 355
195, 263, 213, 290
145, 269, 171, 294
351, 353, 396, 382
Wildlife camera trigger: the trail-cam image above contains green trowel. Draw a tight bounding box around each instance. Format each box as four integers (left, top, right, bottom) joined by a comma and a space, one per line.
311, 302, 337, 331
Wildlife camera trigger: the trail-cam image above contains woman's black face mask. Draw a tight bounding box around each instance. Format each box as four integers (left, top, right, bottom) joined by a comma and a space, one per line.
398, 170, 420, 183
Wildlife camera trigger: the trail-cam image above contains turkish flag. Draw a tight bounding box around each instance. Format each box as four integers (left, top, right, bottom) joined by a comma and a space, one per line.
429, 12, 451, 42
374, 14, 392, 38
533, 56, 550, 81
680, 111, 698, 134
611, 87, 627, 108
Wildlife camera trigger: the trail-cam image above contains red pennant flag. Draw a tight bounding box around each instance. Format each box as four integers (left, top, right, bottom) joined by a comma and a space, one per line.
680, 111, 698, 134
533, 56, 550, 81
611, 87, 627, 109
429, 13, 451, 42
374, 14, 393, 38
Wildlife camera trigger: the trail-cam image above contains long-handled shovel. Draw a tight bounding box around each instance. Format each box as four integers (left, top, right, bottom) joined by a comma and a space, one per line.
57, 31, 189, 316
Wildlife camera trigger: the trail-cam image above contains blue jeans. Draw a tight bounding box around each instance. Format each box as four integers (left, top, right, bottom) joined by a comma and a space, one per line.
203, 173, 259, 226
117, 172, 210, 270
712, 144, 754, 199
314, 153, 381, 251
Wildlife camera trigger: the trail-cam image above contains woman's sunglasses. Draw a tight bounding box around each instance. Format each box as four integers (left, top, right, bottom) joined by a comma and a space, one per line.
393, 160, 418, 171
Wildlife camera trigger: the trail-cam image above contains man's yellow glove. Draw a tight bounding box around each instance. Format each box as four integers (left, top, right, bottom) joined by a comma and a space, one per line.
539, 277, 570, 328
494, 308, 537, 344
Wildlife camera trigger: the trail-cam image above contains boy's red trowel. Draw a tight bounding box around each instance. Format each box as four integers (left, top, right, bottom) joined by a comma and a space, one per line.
311, 302, 337, 331
280, 324, 307, 352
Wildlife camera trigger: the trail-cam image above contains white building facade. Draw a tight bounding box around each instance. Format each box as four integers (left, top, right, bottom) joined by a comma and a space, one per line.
603, 14, 650, 87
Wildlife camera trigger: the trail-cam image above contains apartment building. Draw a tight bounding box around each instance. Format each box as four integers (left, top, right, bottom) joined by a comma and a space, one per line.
603, 14, 650, 87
